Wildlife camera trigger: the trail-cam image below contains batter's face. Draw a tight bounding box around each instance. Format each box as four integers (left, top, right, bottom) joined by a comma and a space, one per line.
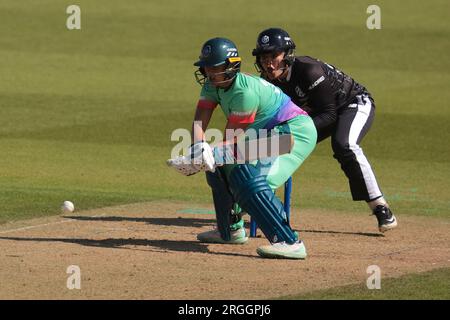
259, 51, 287, 80
204, 65, 232, 88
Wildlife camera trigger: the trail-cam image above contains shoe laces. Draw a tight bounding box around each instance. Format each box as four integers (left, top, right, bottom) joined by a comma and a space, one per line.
272, 240, 301, 247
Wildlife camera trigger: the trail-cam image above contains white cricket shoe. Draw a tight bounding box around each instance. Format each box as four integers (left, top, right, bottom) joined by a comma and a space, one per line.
197, 227, 248, 244
256, 240, 307, 259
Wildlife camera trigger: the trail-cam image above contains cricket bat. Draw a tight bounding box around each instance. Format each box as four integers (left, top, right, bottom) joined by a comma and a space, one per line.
213, 133, 293, 164
167, 134, 293, 176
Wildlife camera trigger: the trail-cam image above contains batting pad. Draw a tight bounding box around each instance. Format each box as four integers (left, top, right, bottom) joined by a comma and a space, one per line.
229, 164, 297, 244
206, 169, 234, 241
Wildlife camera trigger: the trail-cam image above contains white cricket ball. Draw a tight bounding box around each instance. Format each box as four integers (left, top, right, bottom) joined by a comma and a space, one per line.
61, 201, 75, 213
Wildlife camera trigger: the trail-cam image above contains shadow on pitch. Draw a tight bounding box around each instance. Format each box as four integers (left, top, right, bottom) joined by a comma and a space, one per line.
0, 236, 257, 258
297, 229, 384, 238
66, 217, 382, 237
242, 221, 383, 238
64, 216, 216, 228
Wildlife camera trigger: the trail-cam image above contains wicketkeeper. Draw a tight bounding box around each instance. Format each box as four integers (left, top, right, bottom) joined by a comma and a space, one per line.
252, 28, 397, 232
169, 37, 317, 259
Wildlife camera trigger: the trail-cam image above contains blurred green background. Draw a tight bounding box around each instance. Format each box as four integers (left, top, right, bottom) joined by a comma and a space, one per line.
0, 0, 449, 221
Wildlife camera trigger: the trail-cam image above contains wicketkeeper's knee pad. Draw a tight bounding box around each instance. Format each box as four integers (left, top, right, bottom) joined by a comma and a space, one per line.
228, 165, 297, 244
205, 169, 234, 241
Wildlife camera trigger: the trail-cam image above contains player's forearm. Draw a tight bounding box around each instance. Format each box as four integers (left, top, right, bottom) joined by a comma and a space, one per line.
312, 105, 337, 131
223, 120, 249, 144
308, 83, 338, 131
192, 121, 206, 144
192, 107, 214, 143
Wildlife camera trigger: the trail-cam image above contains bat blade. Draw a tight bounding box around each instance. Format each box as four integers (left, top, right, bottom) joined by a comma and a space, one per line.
213, 134, 293, 164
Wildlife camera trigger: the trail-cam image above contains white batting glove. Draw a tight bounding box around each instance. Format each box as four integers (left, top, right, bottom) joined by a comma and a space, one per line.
166, 156, 201, 176
188, 141, 216, 172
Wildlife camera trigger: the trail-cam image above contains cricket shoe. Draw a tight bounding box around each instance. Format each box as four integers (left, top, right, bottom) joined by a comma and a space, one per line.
197, 227, 248, 244
373, 205, 398, 232
256, 240, 307, 260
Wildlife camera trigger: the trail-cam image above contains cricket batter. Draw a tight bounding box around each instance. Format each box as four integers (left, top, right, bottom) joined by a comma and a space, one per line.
252, 28, 397, 232
170, 37, 317, 259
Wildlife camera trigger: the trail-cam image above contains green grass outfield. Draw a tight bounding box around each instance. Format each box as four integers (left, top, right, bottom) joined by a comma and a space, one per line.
277, 267, 450, 300
1, 0, 448, 221
1, 0, 449, 300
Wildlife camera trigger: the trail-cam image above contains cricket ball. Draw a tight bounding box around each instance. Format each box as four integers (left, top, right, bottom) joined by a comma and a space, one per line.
61, 200, 75, 213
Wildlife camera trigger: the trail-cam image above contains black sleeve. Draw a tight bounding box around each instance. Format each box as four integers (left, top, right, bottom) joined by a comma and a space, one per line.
303, 65, 338, 131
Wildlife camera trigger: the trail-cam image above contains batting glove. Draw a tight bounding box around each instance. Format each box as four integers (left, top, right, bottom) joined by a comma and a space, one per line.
188, 141, 216, 172
166, 156, 202, 176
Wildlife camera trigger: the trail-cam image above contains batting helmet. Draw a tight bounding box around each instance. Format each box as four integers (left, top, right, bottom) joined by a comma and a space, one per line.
194, 37, 242, 85
252, 28, 296, 72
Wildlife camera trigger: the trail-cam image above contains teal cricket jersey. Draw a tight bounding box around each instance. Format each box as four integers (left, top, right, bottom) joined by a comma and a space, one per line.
198, 72, 317, 190
198, 73, 292, 130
